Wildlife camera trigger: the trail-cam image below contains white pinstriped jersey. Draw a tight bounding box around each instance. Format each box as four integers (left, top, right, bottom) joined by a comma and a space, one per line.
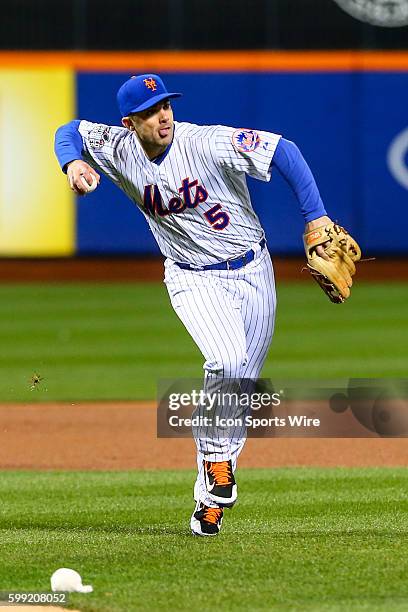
78, 120, 281, 265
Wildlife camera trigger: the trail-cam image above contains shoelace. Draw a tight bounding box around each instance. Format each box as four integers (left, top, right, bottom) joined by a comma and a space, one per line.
206, 460, 233, 486
203, 507, 223, 525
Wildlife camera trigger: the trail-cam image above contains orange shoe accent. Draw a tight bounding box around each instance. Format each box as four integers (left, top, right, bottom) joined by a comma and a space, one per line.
205, 460, 233, 486
203, 507, 223, 525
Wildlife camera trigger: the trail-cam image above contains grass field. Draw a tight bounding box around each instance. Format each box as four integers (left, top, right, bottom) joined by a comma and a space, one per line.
1, 468, 408, 611
0, 282, 407, 402
1, 281, 407, 611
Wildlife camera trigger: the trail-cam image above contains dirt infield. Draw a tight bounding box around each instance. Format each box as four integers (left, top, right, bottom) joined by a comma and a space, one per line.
0, 256, 407, 282
0, 402, 407, 470
1, 256, 407, 470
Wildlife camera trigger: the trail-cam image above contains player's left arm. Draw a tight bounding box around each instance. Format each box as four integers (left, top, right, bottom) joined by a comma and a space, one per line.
271, 138, 331, 260
273, 138, 362, 302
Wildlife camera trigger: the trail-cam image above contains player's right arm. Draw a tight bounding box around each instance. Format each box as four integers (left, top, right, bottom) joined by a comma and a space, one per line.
66, 160, 100, 195
54, 119, 126, 194
54, 120, 99, 195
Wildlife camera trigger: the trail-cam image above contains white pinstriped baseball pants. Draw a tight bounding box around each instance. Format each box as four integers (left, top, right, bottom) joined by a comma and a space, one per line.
164, 242, 276, 507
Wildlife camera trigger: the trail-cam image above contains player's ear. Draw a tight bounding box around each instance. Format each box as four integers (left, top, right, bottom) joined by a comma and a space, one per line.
122, 117, 133, 130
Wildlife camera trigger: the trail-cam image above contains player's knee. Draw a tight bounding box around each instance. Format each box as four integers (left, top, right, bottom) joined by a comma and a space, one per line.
204, 353, 248, 378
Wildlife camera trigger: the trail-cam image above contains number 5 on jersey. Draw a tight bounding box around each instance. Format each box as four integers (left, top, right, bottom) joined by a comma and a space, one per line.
204, 204, 230, 230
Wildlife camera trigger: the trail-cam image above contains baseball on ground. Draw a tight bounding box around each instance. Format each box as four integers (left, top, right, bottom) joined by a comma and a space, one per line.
50, 567, 93, 593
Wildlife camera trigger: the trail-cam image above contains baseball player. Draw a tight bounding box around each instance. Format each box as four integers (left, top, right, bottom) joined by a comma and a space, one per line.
54, 73, 337, 537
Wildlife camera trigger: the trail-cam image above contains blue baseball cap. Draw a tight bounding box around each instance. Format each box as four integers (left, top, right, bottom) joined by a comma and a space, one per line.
117, 74, 182, 117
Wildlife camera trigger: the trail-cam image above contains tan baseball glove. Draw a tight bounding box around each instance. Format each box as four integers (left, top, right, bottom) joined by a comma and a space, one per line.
303, 222, 361, 303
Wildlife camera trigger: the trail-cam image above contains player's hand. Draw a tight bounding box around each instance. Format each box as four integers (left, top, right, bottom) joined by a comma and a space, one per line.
304, 215, 332, 262
66, 160, 100, 196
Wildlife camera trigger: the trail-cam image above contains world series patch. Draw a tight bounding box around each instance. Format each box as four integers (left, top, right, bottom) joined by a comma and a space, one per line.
232, 129, 261, 153
88, 125, 111, 149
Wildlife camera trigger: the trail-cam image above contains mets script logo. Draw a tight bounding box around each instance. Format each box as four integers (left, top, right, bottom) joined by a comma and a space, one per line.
333, 0, 408, 26
144, 77, 157, 91
143, 178, 230, 230
232, 129, 261, 153
144, 178, 208, 217
387, 127, 408, 190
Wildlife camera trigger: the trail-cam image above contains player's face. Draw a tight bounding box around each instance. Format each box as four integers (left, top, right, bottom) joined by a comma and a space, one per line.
123, 100, 174, 159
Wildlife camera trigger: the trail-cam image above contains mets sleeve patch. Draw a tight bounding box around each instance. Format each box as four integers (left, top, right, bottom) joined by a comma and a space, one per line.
232, 129, 261, 153
87, 125, 111, 149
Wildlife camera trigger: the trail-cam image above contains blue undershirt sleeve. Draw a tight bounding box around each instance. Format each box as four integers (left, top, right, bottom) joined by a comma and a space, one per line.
271, 138, 327, 223
54, 120, 84, 173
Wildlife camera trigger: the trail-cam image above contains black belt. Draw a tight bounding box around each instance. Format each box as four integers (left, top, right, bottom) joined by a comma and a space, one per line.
175, 238, 266, 272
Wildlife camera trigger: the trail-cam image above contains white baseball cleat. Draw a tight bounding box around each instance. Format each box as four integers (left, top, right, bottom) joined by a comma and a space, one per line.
193, 480, 199, 502
191, 500, 224, 536
203, 459, 237, 507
